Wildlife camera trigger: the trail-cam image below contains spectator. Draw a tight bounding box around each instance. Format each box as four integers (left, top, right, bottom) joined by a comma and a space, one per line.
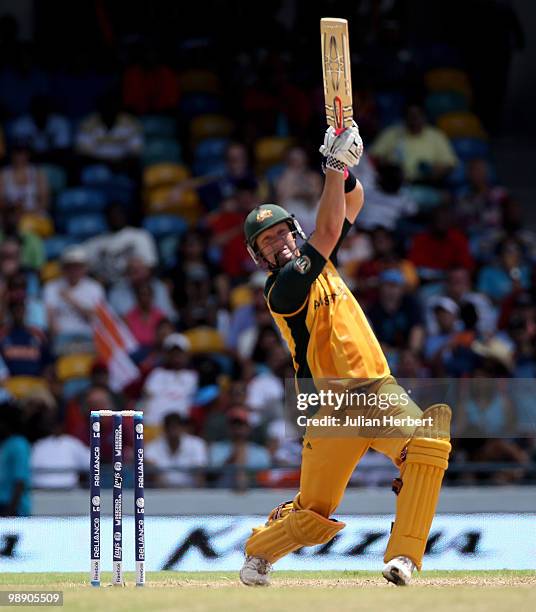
370, 101, 458, 185
31, 400, 89, 489
0, 283, 51, 378
0, 272, 46, 331
75, 90, 143, 170
355, 161, 417, 231
477, 238, 531, 303
209, 407, 271, 489
0, 139, 50, 215
142, 333, 198, 426
354, 227, 418, 308
423, 297, 461, 371
84, 203, 158, 285
408, 206, 474, 279
0, 200, 45, 270
425, 267, 497, 336
145, 413, 207, 487
367, 269, 424, 354
124, 281, 166, 349
0, 237, 41, 299
43, 246, 105, 353
455, 158, 507, 233
0, 401, 31, 516
9, 95, 72, 163
122, 44, 180, 115
275, 146, 322, 236
109, 256, 176, 321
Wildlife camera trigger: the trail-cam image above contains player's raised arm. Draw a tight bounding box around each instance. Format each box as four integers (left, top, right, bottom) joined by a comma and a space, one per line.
310, 125, 363, 259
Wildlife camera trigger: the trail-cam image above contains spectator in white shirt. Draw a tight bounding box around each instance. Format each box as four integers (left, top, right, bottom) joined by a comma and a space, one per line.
142, 333, 198, 426
31, 403, 89, 489
145, 412, 208, 487
84, 203, 158, 285
43, 246, 104, 352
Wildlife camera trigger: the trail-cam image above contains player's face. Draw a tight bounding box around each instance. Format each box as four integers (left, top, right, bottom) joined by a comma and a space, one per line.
257, 222, 297, 267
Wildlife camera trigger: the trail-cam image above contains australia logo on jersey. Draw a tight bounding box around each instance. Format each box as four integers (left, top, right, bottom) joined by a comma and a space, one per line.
293, 255, 311, 274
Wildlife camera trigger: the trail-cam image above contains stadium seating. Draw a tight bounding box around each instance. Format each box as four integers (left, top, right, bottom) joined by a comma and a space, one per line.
40, 164, 67, 194
376, 91, 406, 127
3, 376, 49, 399
19, 213, 54, 238
66, 213, 108, 239
425, 91, 469, 122
451, 137, 490, 162
62, 377, 91, 400
425, 68, 473, 101
56, 188, 107, 215
44, 235, 76, 260
190, 114, 234, 143
140, 115, 177, 139
179, 69, 221, 94
254, 137, 293, 172
80, 164, 112, 186
184, 326, 225, 353
143, 163, 190, 190
179, 93, 223, 117
142, 214, 188, 238
41, 260, 61, 282
56, 353, 95, 381
142, 138, 182, 165
437, 111, 487, 139
193, 137, 230, 168
230, 285, 253, 310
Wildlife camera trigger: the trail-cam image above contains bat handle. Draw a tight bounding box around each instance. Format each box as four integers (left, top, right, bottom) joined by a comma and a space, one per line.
334, 127, 349, 179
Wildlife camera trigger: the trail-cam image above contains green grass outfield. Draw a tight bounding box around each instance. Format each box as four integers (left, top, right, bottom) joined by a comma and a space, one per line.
0, 571, 534, 611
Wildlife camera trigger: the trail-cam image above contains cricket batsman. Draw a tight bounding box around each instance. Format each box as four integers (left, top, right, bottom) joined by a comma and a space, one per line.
240, 123, 451, 586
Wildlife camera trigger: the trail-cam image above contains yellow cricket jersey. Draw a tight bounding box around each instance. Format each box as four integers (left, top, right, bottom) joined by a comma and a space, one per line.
264, 227, 389, 388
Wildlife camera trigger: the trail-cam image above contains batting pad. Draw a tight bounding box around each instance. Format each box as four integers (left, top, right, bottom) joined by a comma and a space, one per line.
246, 505, 345, 564
384, 404, 451, 570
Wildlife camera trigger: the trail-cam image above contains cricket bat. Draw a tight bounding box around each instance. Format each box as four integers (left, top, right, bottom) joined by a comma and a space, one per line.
320, 18, 353, 132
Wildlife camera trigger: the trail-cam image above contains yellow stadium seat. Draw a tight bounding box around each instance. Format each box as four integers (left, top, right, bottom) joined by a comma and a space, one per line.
145, 186, 201, 222
179, 70, 221, 94
230, 285, 253, 310
19, 213, 54, 238
41, 261, 61, 282
184, 326, 225, 353
436, 111, 487, 139
56, 353, 95, 382
254, 137, 294, 171
191, 114, 234, 142
143, 163, 190, 190
3, 376, 49, 399
425, 68, 472, 101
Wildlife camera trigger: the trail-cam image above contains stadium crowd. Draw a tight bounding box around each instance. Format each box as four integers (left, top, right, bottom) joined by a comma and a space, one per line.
0, 2, 534, 515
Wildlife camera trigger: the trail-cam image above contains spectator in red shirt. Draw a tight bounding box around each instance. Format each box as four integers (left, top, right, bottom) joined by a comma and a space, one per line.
408, 206, 474, 280
124, 281, 166, 349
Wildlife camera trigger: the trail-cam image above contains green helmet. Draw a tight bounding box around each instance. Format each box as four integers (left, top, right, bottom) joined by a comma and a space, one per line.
244, 204, 306, 267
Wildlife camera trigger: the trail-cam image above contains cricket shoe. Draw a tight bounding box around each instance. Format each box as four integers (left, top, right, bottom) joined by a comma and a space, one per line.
239, 556, 273, 586
382, 556, 415, 586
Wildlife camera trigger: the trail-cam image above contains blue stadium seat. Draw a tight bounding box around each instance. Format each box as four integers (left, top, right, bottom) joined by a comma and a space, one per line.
451, 138, 490, 162
41, 164, 67, 193
376, 92, 406, 127
66, 213, 108, 239
143, 139, 182, 165
425, 92, 468, 122
63, 377, 91, 400
402, 185, 443, 210
44, 235, 77, 260
81, 164, 112, 186
192, 159, 227, 177
448, 163, 467, 189
179, 93, 223, 117
56, 188, 107, 214
194, 137, 230, 162
141, 115, 177, 139
142, 215, 188, 238
265, 163, 285, 184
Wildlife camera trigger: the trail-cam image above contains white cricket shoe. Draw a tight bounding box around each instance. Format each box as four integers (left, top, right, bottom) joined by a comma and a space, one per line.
382, 556, 415, 586
239, 556, 273, 586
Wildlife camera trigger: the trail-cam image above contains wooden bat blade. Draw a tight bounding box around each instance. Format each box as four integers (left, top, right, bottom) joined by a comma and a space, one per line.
320, 17, 353, 130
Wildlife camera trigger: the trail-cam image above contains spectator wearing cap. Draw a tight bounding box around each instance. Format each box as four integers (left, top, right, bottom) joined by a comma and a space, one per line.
367, 268, 424, 355
0, 139, 49, 215
142, 333, 198, 427
408, 206, 474, 281
370, 101, 458, 186
0, 200, 45, 270
0, 280, 51, 379
477, 238, 531, 304
209, 406, 271, 489
354, 228, 418, 309
0, 402, 31, 516
31, 397, 89, 489
10, 95, 72, 165
423, 297, 461, 372
124, 281, 166, 350
43, 246, 105, 353
108, 256, 176, 321
84, 203, 159, 286
145, 412, 208, 488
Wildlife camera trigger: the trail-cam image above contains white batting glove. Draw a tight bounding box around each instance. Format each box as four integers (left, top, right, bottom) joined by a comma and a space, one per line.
328, 123, 363, 168
319, 126, 337, 157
